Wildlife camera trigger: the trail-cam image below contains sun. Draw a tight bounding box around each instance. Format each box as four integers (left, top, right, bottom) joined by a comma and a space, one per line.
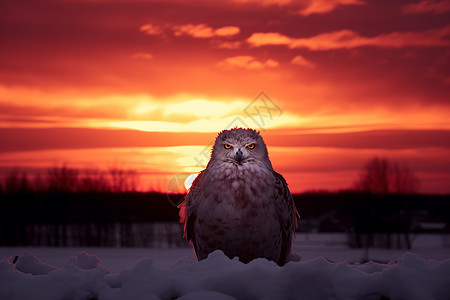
184, 173, 199, 190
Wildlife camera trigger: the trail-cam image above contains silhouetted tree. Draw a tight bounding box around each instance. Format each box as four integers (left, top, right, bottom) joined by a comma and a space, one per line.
352, 157, 420, 253
33, 174, 48, 192
391, 163, 420, 194
354, 157, 420, 194
46, 166, 79, 193
109, 167, 139, 192
3, 170, 32, 194
78, 169, 111, 192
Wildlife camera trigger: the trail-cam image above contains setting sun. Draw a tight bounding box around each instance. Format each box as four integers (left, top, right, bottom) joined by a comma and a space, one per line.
184, 173, 199, 191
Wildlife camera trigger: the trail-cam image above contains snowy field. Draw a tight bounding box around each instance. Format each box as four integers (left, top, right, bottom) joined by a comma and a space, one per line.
1, 234, 449, 299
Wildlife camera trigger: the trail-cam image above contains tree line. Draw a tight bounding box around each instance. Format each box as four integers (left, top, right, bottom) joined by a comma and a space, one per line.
0, 166, 186, 247
0, 159, 448, 249
0, 166, 140, 194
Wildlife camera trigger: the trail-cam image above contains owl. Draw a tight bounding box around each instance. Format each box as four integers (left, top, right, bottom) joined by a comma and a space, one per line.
178, 128, 299, 266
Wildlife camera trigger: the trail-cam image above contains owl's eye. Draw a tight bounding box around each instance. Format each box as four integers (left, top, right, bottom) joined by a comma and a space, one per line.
247, 143, 255, 150
224, 144, 232, 149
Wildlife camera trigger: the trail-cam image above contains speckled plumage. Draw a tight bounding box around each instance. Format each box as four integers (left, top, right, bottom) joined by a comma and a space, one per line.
178, 128, 299, 266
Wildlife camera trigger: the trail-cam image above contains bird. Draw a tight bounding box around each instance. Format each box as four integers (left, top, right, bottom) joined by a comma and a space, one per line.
178, 128, 299, 266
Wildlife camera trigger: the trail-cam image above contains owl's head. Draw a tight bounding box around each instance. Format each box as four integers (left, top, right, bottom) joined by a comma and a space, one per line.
209, 128, 273, 169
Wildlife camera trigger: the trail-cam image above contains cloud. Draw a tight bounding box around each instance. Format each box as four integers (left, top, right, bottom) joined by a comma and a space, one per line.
139, 23, 240, 39
139, 24, 164, 35
173, 24, 240, 38
402, 0, 450, 14
217, 56, 279, 70
132, 52, 153, 60
214, 26, 241, 37
247, 25, 450, 50
299, 0, 365, 16
246, 32, 293, 47
215, 41, 243, 49
232, 0, 292, 5
290, 55, 315, 68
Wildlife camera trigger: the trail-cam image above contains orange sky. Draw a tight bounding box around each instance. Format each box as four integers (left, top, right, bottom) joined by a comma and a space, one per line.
0, 0, 449, 194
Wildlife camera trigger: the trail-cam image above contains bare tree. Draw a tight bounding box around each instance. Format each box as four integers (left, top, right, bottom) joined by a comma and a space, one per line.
391, 163, 420, 194
109, 167, 139, 192
3, 170, 32, 194
354, 157, 420, 194
78, 169, 111, 193
46, 166, 79, 193
352, 157, 420, 253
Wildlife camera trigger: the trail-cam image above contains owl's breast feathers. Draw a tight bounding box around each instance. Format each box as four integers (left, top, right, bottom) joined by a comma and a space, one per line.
179, 161, 299, 266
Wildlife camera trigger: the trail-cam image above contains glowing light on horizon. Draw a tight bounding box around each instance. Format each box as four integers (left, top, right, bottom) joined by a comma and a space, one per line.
107, 112, 302, 133
184, 173, 199, 190
164, 99, 246, 118
1, 85, 449, 134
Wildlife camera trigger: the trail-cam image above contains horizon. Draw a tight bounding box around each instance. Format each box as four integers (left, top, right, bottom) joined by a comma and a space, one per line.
1, 0, 449, 194
1, 162, 447, 196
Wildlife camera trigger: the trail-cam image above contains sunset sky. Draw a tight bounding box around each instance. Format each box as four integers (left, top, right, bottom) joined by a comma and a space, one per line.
1, 0, 449, 194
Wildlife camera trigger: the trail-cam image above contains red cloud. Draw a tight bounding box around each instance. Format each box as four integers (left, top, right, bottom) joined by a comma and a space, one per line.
290, 55, 315, 68
139, 24, 164, 35
132, 52, 153, 60
232, 0, 292, 5
402, 0, 450, 14
173, 24, 240, 38
247, 25, 450, 50
140, 23, 240, 39
299, 0, 365, 16
217, 56, 279, 70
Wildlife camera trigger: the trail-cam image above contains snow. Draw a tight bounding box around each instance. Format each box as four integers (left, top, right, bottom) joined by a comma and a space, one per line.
1, 234, 450, 300
1, 250, 450, 300
1, 233, 448, 272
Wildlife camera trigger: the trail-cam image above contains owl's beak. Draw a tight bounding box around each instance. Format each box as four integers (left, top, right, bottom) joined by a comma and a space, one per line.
235, 148, 244, 164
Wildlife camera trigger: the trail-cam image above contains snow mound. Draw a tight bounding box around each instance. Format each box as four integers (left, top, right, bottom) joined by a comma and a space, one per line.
14, 251, 58, 275
1, 250, 449, 300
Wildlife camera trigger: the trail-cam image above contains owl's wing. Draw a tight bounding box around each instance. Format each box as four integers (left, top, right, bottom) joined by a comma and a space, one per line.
273, 171, 300, 262
177, 171, 204, 248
